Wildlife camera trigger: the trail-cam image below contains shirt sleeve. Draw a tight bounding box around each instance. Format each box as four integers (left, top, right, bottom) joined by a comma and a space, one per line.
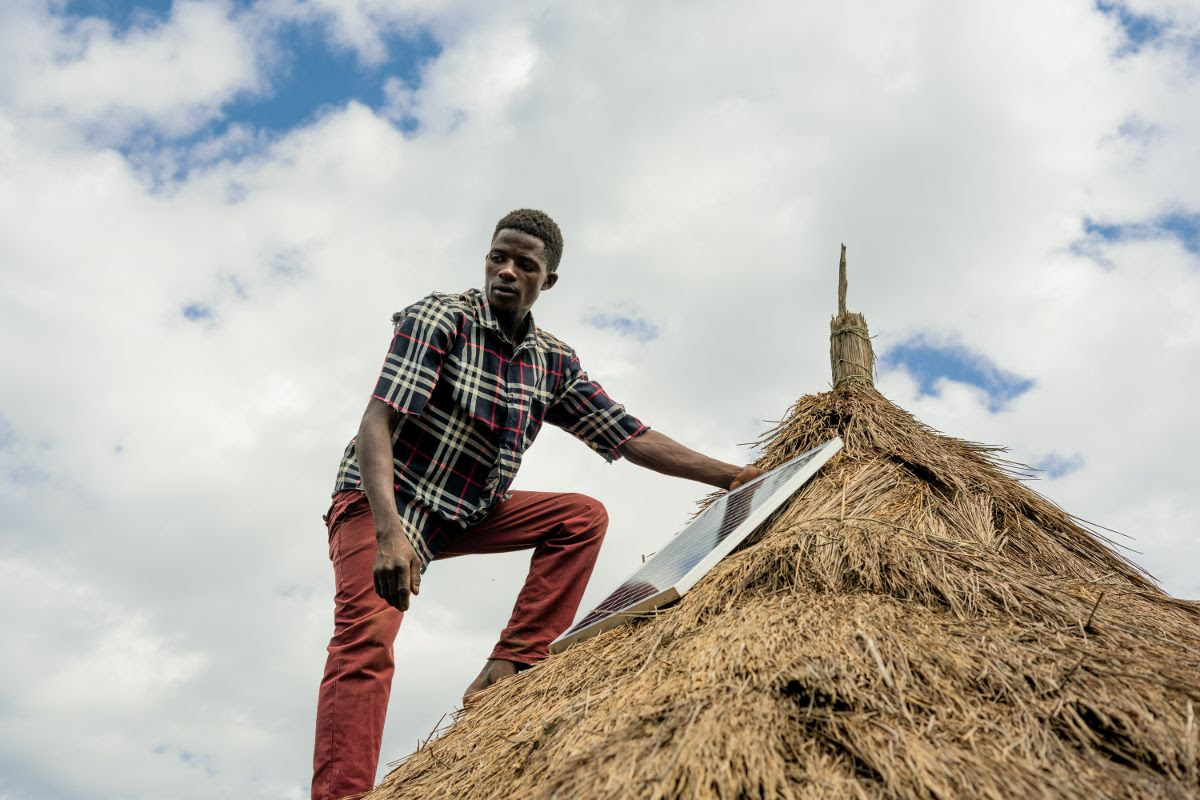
545, 350, 648, 462
397, 498, 436, 572
371, 295, 458, 417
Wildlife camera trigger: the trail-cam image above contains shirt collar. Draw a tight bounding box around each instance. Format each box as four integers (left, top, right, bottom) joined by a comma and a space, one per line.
469, 288, 542, 353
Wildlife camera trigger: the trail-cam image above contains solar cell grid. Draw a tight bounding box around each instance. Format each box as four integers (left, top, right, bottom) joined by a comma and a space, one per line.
550, 437, 842, 652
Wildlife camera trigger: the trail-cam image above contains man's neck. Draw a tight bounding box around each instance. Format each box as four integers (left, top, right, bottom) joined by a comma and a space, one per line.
493, 308, 530, 344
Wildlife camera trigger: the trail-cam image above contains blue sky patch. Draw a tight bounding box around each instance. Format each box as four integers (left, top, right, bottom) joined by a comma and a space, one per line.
1115, 115, 1160, 145
62, 0, 178, 34
1084, 218, 1126, 242
1033, 452, 1084, 479
880, 338, 1034, 412
585, 312, 660, 342
1081, 211, 1200, 256
1159, 212, 1200, 254
181, 302, 214, 321
1095, 2, 1167, 55
220, 22, 439, 137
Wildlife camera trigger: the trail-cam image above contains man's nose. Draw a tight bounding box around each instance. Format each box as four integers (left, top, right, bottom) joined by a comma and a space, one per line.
498, 261, 519, 280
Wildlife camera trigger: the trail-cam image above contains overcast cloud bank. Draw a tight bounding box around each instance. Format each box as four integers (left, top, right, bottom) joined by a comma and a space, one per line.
1, 1, 1198, 797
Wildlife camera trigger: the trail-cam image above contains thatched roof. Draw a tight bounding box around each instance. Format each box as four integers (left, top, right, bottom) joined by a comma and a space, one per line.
368, 257, 1199, 798
368, 383, 1199, 799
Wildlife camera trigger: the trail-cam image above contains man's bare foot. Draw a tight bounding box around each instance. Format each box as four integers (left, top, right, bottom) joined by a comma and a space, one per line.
463, 658, 522, 704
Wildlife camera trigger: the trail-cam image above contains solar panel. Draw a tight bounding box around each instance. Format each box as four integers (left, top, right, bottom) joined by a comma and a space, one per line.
549, 437, 843, 653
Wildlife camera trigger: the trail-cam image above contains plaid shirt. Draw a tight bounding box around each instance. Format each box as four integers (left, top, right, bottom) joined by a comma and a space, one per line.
334, 288, 648, 568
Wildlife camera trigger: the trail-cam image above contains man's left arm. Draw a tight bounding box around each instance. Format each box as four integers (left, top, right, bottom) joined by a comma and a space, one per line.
544, 348, 763, 489
618, 429, 763, 490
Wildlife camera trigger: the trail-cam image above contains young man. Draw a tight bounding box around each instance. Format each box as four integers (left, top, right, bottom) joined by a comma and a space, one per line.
312, 209, 762, 800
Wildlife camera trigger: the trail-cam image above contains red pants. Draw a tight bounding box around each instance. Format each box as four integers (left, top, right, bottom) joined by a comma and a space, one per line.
311, 490, 608, 800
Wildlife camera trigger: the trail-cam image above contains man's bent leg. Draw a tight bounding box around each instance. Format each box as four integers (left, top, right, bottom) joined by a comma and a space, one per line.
437, 491, 608, 666
313, 492, 403, 800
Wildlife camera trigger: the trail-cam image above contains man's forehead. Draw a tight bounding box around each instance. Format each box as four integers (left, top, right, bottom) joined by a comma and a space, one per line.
492, 228, 546, 257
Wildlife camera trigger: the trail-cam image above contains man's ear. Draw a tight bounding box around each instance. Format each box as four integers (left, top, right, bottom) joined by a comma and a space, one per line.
542, 271, 559, 291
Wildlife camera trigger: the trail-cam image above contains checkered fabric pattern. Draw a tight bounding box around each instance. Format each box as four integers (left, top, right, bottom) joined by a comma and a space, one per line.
333, 288, 648, 568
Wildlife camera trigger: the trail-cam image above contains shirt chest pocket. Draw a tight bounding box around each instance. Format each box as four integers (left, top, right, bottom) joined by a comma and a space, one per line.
515, 368, 553, 446
524, 395, 549, 444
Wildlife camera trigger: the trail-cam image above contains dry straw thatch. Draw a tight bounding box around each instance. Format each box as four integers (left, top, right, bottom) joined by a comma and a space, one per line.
366, 255, 1200, 800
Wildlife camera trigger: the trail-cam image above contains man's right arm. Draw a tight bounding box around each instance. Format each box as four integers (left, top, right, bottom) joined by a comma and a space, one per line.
357, 398, 422, 611
356, 294, 457, 610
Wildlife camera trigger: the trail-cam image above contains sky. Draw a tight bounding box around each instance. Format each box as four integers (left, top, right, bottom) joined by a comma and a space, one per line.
1, 0, 1198, 797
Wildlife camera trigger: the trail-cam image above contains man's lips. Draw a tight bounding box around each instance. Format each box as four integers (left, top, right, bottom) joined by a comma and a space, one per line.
491, 284, 518, 297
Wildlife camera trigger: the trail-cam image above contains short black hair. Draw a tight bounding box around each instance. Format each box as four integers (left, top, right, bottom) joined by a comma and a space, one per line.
493, 209, 564, 271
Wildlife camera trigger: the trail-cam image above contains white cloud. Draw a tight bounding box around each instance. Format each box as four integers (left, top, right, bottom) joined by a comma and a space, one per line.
2, 0, 1199, 797
0, 0, 265, 142
396, 23, 537, 131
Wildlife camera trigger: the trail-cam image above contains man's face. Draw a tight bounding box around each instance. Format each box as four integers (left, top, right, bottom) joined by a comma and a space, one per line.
483, 228, 558, 318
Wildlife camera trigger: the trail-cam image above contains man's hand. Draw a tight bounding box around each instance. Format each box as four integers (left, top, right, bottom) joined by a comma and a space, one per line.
372, 518, 422, 611
727, 464, 765, 491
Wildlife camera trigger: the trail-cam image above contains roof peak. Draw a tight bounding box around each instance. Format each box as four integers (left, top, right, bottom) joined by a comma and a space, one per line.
830, 244, 875, 388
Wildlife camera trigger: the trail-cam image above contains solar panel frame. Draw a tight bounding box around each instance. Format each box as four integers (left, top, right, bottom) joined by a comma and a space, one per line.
550, 436, 843, 653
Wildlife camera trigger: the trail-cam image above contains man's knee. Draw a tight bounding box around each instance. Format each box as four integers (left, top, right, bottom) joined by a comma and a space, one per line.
565, 493, 608, 537
331, 603, 402, 651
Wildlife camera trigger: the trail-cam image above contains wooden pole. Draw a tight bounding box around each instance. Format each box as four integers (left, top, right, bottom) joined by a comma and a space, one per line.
829, 244, 875, 388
